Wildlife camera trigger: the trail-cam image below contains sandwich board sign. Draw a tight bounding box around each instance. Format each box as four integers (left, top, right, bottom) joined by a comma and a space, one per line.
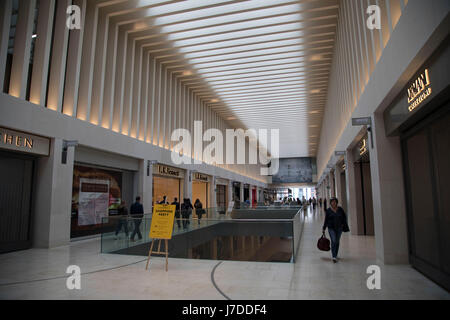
149, 204, 176, 239
146, 204, 176, 272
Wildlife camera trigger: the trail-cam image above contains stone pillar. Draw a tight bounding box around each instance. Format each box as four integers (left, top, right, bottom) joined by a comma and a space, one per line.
369, 113, 408, 264
335, 163, 344, 209
184, 169, 192, 200
345, 149, 359, 235
33, 138, 74, 248
331, 170, 337, 197
239, 183, 244, 203
209, 176, 216, 208
138, 160, 153, 213
227, 180, 233, 206
249, 185, 253, 206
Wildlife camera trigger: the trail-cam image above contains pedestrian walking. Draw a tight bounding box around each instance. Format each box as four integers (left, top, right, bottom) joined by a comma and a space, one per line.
322, 197, 350, 263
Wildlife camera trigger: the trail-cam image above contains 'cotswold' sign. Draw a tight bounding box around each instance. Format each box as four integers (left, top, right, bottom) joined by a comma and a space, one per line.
407, 69, 432, 112
0, 127, 50, 156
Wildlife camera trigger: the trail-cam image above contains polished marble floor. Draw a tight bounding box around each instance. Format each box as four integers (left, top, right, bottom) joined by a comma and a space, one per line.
0, 207, 448, 300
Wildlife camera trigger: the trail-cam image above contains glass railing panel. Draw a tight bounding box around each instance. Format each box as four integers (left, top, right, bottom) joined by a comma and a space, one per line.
101, 216, 300, 263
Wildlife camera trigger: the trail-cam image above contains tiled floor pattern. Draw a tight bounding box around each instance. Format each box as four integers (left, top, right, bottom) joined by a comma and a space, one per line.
0, 207, 448, 299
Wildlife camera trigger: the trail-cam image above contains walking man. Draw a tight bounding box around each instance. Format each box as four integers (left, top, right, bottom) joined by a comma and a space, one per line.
130, 196, 144, 241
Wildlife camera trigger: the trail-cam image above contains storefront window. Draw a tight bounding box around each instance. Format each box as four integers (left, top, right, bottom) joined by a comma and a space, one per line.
192, 181, 208, 209
152, 176, 182, 206
71, 165, 123, 238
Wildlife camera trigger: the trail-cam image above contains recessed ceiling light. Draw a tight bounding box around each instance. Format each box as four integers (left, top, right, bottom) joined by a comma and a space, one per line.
211, 99, 219, 103
310, 89, 321, 94
32, 34, 37, 39
310, 54, 324, 61
309, 125, 318, 128
227, 116, 236, 120
182, 71, 193, 76
309, 110, 320, 114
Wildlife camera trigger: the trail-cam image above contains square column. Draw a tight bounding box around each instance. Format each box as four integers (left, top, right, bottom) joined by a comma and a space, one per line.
249, 185, 253, 206
209, 176, 216, 208
33, 138, 74, 248
184, 169, 192, 200
137, 160, 153, 213
228, 180, 233, 206
239, 183, 244, 203
345, 149, 360, 235
369, 113, 408, 264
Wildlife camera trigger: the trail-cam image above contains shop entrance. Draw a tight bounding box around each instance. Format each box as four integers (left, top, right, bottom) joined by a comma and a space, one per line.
401, 102, 450, 291
216, 184, 227, 208
192, 180, 208, 209
71, 164, 133, 239
153, 175, 183, 206
353, 137, 375, 236
0, 151, 34, 253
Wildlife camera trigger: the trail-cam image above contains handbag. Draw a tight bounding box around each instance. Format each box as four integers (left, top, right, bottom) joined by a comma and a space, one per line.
317, 234, 330, 251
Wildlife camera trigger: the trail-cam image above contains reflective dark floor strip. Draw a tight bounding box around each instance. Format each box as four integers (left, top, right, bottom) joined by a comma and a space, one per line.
211, 261, 231, 300
0, 258, 148, 287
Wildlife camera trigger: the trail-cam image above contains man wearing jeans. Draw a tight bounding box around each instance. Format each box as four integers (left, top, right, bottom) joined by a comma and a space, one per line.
130, 196, 144, 241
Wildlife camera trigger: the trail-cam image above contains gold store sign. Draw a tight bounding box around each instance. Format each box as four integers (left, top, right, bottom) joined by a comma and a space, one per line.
154, 164, 183, 178
407, 69, 432, 112
0, 127, 50, 156
359, 139, 367, 156
193, 172, 209, 182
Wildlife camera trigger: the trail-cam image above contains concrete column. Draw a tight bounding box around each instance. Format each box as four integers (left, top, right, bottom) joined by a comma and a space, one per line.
0, 0, 12, 86
345, 149, 359, 235
227, 180, 233, 206
332, 170, 337, 197
184, 169, 192, 200
369, 113, 408, 264
9, 0, 36, 99
335, 164, 343, 204
33, 138, 74, 248
249, 185, 253, 206
137, 160, 153, 213
334, 165, 346, 210
46, 0, 71, 112
239, 183, 244, 203
209, 176, 216, 208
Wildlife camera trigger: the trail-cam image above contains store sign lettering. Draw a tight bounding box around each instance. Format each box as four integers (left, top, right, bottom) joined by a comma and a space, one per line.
1, 132, 33, 149
0, 127, 49, 156
158, 165, 180, 177
194, 173, 208, 182
408, 69, 432, 112
359, 139, 367, 156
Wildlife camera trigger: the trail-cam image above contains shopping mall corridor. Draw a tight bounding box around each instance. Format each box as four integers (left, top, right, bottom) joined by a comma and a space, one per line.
0, 207, 448, 300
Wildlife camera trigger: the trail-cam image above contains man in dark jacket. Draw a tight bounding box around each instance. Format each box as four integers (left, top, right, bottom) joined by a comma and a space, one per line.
172, 197, 181, 229
114, 201, 129, 239
130, 196, 144, 241
322, 197, 350, 263
181, 198, 193, 229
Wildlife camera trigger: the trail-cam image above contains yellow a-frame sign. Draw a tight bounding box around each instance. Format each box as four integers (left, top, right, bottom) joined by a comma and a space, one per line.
145, 204, 176, 272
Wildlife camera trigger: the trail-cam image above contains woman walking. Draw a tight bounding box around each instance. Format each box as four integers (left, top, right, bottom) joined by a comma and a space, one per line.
322, 197, 350, 263
194, 199, 205, 225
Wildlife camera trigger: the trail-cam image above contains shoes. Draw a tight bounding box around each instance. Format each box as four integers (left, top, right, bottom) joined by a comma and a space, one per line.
332, 258, 337, 263
130, 239, 135, 242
